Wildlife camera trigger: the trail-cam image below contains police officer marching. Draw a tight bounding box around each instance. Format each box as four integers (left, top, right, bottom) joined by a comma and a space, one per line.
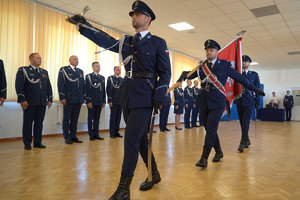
234, 55, 261, 153
0, 59, 7, 105
67, 1, 171, 199
180, 39, 265, 168
191, 80, 202, 127
184, 79, 194, 128
85, 62, 106, 141
174, 83, 184, 130
107, 66, 123, 138
15, 53, 53, 150
58, 55, 84, 145
284, 90, 294, 121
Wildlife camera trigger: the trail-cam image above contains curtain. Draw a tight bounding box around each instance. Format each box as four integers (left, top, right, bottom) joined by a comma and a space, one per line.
0, 0, 34, 101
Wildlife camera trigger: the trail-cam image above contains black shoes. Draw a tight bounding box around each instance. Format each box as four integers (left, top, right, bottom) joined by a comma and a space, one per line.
185, 126, 192, 129
212, 152, 223, 162
196, 148, 211, 168
175, 126, 182, 130
72, 137, 83, 143
109, 176, 132, 200
94, 135, 104, 140
161, 128, 171, 132
33, 143, 46, 148
111, 133, 123, 138
238, 143, 245, 152
24, 145, 32, 150
238, 139, 251, 152
25, 144, 46, 150
139, 166, 161, 191
195, 157, 208, 168
65, 139, 73, 144
244, 140, 251, 148
192, 124, 200, 127
89, 136, 95, 141
115, 133, 123, 138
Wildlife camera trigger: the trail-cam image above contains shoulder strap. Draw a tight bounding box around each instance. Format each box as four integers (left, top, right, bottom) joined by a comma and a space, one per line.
202, 62, 227, 97
129, 37, 147, 73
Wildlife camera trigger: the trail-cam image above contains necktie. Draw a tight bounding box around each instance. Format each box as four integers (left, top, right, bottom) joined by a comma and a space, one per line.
243, 71, 247, 76
133, 32, 141, 45
207, 62, 212, 70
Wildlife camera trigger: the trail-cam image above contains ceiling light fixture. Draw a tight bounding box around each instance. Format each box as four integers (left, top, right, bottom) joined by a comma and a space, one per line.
168, 22, 195, 31
250, 62, 259, 65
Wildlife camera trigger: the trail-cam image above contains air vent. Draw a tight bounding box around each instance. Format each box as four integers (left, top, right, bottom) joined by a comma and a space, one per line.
287, 51, 300, 55
250, 5, 280, 17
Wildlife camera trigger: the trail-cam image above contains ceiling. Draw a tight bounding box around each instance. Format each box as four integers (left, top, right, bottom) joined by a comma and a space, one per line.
32, 0, 300, 70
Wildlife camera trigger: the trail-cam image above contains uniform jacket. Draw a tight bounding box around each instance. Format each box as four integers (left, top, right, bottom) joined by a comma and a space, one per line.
234, 70, 260, 107
192, 86, 201, 104
57, 65, 84, 104
79, 26, 171, 109
184, 86, 194, 106
0, 59, 7, 99
284, 95, 294, 108
85, 72, 106, 105
106, 75, 123, 105
174, 87, 184, 107
15, 65, 52, 105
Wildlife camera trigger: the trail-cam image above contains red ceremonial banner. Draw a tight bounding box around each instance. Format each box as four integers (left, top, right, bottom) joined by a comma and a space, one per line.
218, 36, 243, 115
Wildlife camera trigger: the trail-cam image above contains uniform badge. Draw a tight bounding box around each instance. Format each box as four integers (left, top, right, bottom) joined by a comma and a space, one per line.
135, 1, 138, 7
165, 50, 169, 54
42, 74, 46, 78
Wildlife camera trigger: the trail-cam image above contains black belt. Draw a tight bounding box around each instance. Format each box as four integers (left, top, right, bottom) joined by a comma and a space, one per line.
201, 85, 217, 92
126, 71, 157, 79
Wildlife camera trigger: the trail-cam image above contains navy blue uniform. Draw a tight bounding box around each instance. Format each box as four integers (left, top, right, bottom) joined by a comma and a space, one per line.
57, 65, 84, 141
174, 87, 184, 114
107, 75, 123, 137
234, 70, 260, 144
79, 26, 171, 177
191, 86, 203, 126
0, 59, 7, 100
184, 86, 194, 128
284, 94, 294, 121
15, 65, 52, 146
159, 92, 171, 130
85, 72, 106, 137
188, 59, 257, 154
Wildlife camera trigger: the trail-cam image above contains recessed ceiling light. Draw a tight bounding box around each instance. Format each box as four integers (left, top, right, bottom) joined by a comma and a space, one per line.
250, 62, 259, 65
168, 22, 195, 31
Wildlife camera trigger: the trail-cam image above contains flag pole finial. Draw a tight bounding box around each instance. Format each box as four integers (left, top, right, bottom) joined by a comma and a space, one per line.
237, 30, 247, 36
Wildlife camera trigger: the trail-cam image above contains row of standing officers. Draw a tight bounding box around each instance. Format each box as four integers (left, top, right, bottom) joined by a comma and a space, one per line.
14, 53, 123, 150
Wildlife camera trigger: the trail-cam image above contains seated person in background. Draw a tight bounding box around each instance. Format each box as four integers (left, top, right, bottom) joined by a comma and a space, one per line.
267, 99, 278, 109
269, 91, 280, 107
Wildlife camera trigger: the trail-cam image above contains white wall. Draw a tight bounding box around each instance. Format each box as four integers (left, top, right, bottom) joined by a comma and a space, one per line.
0, 102, 179, 139
254, 68, 300, 121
